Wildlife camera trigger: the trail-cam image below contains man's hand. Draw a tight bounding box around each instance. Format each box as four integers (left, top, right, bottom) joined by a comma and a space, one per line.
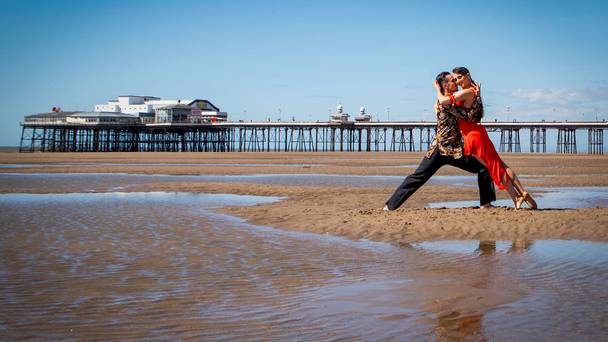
433, 80, 441, 91
434, 100, 441, 113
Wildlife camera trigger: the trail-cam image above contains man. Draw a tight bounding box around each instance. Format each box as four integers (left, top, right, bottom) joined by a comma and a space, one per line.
383, 72, 495, 210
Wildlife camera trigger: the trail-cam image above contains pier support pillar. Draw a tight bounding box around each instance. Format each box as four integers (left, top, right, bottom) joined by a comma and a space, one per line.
557, 128, 577, 153
588, 128, 603, 155
19, 126, 27, 152
389, 128, 414, 152
499, 128, 521, 152
529, 128, 546, 153
419, 127, 434, 152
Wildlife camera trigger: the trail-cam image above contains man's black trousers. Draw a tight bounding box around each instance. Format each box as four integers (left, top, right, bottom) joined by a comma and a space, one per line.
385, 149, 496, 210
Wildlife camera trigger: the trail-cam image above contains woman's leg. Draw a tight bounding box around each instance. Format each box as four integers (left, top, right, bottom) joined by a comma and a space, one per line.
507, 184, 521, 207
504, 173, 522, 208
467, 124, 537, 209
504, 164, 537, 209
473, 156, 521, 207
504, 165, 522, 195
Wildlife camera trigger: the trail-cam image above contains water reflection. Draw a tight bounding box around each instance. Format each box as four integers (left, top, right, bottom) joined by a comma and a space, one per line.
415, 240, 534, 256
477, 240, 498, 255
509, 239, 534, 253
413, 239, 608, 340
476, 240, 533, 255
1, 192, 606, 341
432, 312, 488, 342
0, 172, 479, 191
428, 187, 608, 209
431, 240, 528, 341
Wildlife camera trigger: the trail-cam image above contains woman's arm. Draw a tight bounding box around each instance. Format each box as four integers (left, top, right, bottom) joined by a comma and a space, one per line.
437, 89, 475, 106
433, 81, 475, 106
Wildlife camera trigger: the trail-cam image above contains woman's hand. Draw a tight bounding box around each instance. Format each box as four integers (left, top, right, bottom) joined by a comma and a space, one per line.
472, 83, 481, 95
433, 80, 441, 91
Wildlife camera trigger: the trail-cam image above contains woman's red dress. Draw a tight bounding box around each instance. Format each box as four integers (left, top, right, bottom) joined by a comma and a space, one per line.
457, 96, 509, 190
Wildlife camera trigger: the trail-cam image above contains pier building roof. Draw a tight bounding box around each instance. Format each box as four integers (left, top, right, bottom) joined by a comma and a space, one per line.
72, 112, 139, 118
24, 111, 140, 125
26, 111, 77, 118
118, 95, 160, 99
157, 104, 193, 110
188, 99, 220, 111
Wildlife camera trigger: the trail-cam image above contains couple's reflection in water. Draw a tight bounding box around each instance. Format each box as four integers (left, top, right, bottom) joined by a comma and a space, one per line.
430, 239, 534, 341
477, 239, 534, 255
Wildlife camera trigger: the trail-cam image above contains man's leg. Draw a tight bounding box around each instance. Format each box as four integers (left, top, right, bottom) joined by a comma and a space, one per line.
385, 150, 444, 210
477, 167, 497, 206
448, 155, 496, 206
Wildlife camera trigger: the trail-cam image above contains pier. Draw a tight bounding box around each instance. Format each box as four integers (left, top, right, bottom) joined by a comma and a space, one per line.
19, 117, 607, 154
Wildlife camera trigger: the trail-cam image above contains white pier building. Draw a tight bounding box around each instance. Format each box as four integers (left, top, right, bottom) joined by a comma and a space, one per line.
95, 95, 228, 122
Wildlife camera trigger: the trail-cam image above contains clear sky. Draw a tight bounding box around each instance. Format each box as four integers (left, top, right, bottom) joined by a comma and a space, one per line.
1, 0, 607, 146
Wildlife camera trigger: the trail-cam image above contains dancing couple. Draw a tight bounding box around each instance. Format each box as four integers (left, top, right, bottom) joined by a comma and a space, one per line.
384, 67, 537, 211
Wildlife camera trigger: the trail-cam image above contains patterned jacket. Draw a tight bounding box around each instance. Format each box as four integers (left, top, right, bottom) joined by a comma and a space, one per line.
426, 93, 484, 158
426, 102, 467, 159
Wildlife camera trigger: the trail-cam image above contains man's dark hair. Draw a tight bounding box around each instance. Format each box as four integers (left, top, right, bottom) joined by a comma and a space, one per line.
435, 71, 451, 95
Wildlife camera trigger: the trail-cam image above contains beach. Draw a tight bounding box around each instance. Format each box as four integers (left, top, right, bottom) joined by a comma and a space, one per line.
1, 151, 607, 243
2, 151, 608, 340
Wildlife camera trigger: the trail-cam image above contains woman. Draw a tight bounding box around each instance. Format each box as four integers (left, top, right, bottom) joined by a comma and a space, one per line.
433, 67, 537, 209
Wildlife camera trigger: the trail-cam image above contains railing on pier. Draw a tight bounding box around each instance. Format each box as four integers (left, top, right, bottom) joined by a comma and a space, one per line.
19, 121, 607, 154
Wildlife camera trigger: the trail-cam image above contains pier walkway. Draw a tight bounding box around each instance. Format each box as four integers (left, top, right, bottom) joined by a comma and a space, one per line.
20, 120, 607, 154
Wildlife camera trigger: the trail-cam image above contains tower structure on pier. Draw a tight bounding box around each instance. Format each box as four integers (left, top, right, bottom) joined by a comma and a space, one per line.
330, 104, 350, 123
355, 106, 372, 122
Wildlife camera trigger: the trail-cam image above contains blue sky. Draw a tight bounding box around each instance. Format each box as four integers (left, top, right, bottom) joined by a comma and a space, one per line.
1, 0, 607, 145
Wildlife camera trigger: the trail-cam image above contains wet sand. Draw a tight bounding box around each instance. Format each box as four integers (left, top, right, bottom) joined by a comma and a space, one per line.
2, 151, 608, 180
137, 182, 608, 243
1, 151, 607, 243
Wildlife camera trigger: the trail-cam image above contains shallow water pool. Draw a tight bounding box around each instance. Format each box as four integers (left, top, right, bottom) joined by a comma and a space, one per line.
428, 186, 608, 209
1, 192, 606, 341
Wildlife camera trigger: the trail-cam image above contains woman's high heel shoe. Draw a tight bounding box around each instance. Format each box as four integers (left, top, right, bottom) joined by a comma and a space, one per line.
515, 196, 525, 209
522, 192, 538, 209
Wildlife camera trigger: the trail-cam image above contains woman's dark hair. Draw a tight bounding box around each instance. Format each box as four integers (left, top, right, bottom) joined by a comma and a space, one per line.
435, 71, 451, 95
453, 67, 483, 120
452, 66, 477, 86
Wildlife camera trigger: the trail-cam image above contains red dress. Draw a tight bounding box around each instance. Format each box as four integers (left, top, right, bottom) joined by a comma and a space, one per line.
456, 95, 509, 190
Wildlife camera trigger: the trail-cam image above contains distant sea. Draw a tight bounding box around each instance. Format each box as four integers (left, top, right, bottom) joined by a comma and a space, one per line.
0, 146, 20, 152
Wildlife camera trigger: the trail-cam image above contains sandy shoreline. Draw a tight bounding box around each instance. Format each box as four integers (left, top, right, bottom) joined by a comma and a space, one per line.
1, 151, 607, 243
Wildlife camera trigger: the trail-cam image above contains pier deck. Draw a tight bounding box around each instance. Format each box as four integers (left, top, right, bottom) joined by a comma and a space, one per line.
19, 121, 607, 154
